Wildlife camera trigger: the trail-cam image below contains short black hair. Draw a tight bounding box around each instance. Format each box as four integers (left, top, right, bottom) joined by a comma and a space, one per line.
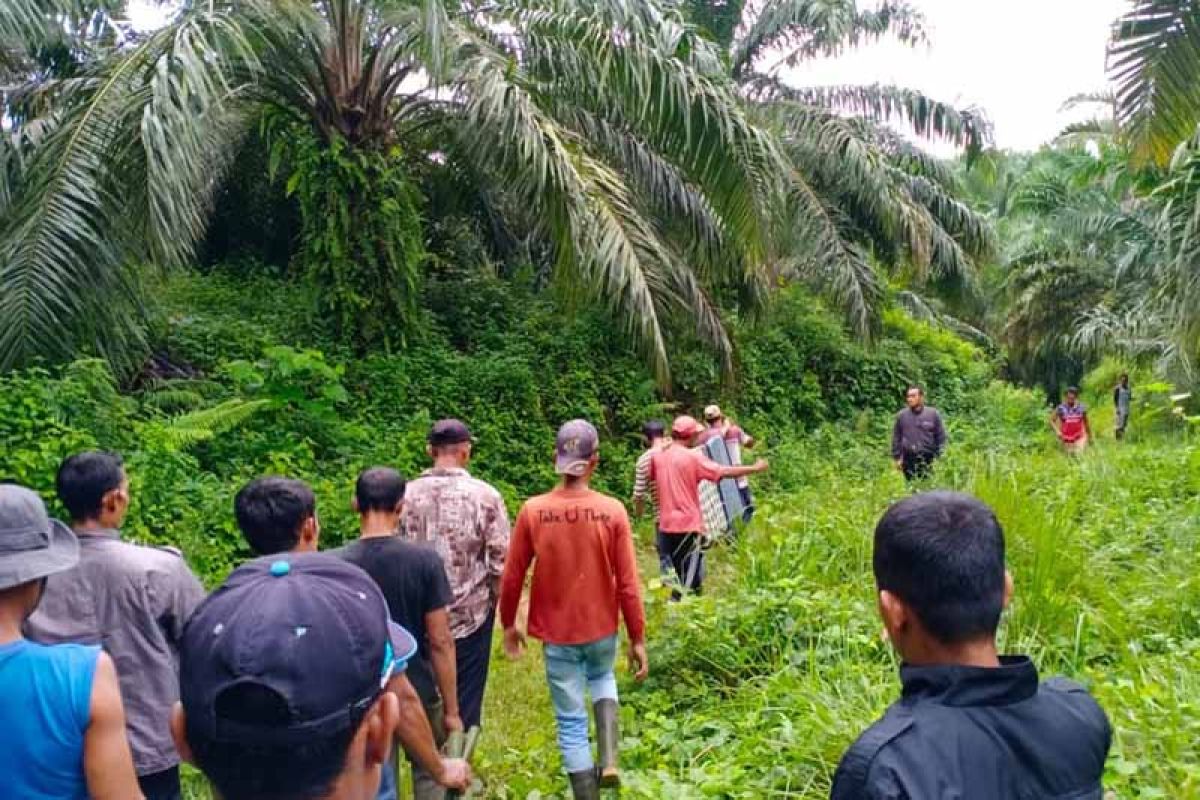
906, 384, 924, 395
355, 467, 405, 513
56, 451, 125, 522
873, 491, 1006, 644
1066, 386, 1080, 395
234, 477, 316, 556
186, 683, 360, 800
642, 420, 665, 443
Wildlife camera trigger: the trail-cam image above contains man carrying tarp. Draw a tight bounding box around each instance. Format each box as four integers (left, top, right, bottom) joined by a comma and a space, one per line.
650, 416, 768, 599
696, 404, 757, 519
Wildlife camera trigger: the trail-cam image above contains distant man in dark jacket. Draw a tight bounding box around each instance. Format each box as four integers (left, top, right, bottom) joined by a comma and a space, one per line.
831, 491, 1111, 800
890, 385, 946, 480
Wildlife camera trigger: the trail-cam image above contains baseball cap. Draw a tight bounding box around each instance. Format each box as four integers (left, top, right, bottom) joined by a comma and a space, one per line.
428, 419, 472, 447
0, 485, 79, 591
555, 419, 599, 476
672, 415, 701, 438
703, 404, 722, 422
180, 553, 417, 746
642, 419, 666, 439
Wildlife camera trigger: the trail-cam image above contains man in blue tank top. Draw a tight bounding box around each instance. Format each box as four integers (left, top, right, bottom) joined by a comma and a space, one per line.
0, 484, 142, 799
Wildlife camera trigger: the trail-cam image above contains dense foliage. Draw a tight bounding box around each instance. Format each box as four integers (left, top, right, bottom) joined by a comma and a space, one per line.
0, 0, 996, 382
2, 2, 1199, 797
0, 266, 988, 582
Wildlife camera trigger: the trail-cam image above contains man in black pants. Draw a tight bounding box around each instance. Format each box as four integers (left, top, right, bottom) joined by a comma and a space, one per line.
891, 385, 946, 480
832, 491, 1111, 798
402, 420, 511, 729
336, 467, 463, 800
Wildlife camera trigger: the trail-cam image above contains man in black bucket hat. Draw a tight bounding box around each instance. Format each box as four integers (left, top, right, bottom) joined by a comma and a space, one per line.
0, 483, 142, 799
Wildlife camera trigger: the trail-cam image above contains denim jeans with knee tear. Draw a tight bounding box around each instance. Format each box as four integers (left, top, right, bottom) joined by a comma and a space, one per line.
543, 635, 619, 773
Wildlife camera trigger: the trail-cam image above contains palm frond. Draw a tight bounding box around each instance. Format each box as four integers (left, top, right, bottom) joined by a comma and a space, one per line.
0, 49, 145, 370
149, 398, 271, 451
895, 289, 992, 346
1108, 0, 1200, 166
454, 51, 676, 381
0, 9, 264, 371
745, 76, 991, 157
774, 162, 883, 338
731, 0, 926, 78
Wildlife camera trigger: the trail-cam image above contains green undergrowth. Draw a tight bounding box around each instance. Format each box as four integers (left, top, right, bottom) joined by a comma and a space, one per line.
477, 396, 1199, 798
3, 266, 1196, 798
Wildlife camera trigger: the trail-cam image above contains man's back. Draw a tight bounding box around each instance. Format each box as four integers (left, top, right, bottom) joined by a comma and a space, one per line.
506, 487, 644, 646
25, 531, 206, 776
832, 658, 1110, 800
0, 640, 99, 799
632, 447, 660, 512
650, 444, 722, 534
334, 536, 452, 701
402, 467, 510, 639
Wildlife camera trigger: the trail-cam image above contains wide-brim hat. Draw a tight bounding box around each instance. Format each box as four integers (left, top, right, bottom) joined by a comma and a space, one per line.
0, 486, 80, 591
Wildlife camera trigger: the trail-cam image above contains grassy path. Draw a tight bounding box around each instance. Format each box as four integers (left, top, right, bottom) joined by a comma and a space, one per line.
185, 399, 1199, 798
473, 408, 1200, 798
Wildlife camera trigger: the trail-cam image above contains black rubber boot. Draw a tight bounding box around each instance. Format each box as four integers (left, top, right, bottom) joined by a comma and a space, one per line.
594, 699, 620, 788
568, 769, 601, 799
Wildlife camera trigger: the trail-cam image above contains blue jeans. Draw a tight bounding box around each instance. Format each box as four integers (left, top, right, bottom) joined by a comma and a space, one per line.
376, 754, 397, 800
544, 635, 619, 773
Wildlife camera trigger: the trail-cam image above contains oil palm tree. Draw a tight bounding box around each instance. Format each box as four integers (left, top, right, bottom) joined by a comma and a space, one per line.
727, 0, 996, 335
0, 0, 780, 381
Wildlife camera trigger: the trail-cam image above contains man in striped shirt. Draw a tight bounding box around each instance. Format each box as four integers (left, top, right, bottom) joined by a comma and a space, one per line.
631, 420, 672, 580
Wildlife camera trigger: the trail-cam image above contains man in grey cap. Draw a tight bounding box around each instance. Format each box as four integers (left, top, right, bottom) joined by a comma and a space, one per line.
25, 451, 207, 800
0, 484, 142, 799
402, 420, 511, 730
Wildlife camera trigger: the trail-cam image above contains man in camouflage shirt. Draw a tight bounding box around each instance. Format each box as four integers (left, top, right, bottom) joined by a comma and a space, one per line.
402, 419, 511, 729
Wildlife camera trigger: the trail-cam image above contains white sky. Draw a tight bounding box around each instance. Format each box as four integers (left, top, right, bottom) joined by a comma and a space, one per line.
773, 0, 1130, 153
127, 0, 1130, 154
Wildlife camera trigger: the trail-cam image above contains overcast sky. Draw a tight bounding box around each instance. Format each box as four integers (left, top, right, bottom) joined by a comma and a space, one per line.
776, 0, 1130, 153
127, 0, 1130, 154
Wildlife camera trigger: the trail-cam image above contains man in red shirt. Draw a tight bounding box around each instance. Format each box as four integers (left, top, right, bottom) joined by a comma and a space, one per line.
651, 416, 768, 599
499, 420, 648, 800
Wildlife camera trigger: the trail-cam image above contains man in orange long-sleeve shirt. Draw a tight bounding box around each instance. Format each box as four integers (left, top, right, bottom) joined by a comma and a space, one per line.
499, 419, 647, 800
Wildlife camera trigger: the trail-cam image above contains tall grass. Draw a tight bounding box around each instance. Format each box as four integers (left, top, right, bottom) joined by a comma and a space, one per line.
478, 386, 1198, 798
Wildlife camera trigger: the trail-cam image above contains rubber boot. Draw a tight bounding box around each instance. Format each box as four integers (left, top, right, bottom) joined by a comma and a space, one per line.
594, 699, 620, 788
568, 769, 600, 800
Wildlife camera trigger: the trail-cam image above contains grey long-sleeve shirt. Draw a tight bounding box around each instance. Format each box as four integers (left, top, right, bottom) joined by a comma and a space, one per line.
891, 406, 947, 460
24, 529, 206, 775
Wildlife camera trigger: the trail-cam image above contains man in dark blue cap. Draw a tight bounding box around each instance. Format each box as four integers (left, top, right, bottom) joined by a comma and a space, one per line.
230, 477, 471, 798
172, 552, 470, 800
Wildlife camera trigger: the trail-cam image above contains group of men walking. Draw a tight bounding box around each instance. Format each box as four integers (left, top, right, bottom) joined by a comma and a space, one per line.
0, 405, 767, 800
0, 390, 1117, 800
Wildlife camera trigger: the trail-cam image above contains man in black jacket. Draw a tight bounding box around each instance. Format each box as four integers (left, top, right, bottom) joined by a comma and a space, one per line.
832, 491, 1111, 800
